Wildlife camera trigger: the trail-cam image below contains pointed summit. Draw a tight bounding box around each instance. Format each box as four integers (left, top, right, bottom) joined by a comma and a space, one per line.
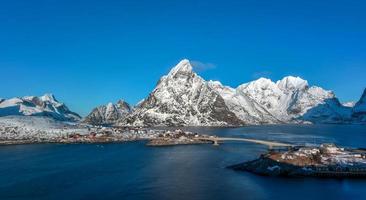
359, 88, 366, 101
40, 93, 57, 102
116, 99, 132, 112
353, 88, 366, 113
167, 59, 193, 77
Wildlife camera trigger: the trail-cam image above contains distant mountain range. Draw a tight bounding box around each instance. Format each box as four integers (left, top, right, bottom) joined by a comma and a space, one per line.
1, 59, 365, 126
0, 94, 81, 121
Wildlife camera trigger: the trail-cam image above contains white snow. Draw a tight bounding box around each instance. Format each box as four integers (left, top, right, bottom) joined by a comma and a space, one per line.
0, 94, 81, 121
0, 116, 88, 140
114, 59, 363, 126
276, 76, 308, 90
342, 101, 356, 107
120, 59, 242, 126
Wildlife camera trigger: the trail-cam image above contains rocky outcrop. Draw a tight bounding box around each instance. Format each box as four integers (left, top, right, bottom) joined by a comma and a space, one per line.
84, 100, 131, 125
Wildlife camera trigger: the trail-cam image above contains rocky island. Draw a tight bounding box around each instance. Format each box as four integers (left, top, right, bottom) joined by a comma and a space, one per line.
230, 144, 366, 178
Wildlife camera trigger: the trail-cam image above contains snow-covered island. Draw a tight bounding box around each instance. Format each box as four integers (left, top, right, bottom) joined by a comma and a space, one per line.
230, 144, 366, 178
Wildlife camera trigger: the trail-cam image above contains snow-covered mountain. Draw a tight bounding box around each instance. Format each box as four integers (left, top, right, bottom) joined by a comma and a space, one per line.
115, 59, 358, 126
84, 100, 131, 125
120, 59, 243, 126
207, 80, 281, 124
237, 76, 352, 123
0, 94, 81, 121
352, 89, 366, 122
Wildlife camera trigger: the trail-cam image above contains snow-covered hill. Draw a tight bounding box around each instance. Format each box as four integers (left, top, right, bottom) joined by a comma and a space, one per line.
0, 94, 81, 121
84, 100, 131, 125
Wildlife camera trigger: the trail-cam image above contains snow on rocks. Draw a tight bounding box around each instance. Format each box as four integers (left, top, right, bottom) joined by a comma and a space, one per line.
0, 116, 87, 141
276, 76, 308, 91
84, 100, 132, 125
342, 101, 356, 108
119, 59, 243, 126
112, 59, 364, 126
0, 94, 81, 121
278, 143, 366, 167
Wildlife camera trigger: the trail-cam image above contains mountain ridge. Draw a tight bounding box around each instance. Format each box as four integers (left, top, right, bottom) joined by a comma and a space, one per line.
83, 100, 132, 125
0, 94, 81, 121
2, 59, 364, 126
111, 59, 365, 126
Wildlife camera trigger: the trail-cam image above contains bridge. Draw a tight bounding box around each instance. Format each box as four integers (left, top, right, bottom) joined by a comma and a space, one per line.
195, 137, 294, 149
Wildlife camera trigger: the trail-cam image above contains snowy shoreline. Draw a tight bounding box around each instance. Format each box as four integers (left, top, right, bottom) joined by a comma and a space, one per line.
0, 116, 213, 146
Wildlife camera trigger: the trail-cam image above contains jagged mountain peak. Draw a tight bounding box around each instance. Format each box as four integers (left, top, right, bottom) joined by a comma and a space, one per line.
119, 60, 243, 126
277, 76, 308, 90
359, 88, 366, 102
353, 88, 366, 114
40, 93, 57, 102
84, 99, 132, 125
106, 102, 116, 114
82, 59, 365, 126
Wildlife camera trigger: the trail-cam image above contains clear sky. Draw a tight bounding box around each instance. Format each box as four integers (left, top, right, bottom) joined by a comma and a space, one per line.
1, 0, 365, 116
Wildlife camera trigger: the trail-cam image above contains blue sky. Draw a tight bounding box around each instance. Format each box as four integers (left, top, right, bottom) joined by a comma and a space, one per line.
1, 0, 365, 116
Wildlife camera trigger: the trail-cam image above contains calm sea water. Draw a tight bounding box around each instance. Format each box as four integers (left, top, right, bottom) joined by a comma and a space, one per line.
0, 125, 366, 200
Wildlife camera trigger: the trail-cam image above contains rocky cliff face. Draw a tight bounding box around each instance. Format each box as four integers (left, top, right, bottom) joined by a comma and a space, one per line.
84, 100, 131, 125
0, 94, 81, 121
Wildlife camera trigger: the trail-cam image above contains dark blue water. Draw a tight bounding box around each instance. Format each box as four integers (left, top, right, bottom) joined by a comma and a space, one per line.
1, 125, 366, 200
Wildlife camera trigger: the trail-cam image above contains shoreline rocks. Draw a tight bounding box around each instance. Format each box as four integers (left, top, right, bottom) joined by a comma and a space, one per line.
230, 144, 366, 178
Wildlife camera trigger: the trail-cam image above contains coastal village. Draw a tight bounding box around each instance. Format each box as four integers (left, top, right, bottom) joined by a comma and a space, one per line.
0, 117, 214, 146
61, 127, 213, 146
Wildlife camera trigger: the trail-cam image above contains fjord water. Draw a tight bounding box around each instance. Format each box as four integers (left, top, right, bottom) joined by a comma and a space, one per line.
0, 125, 366, 200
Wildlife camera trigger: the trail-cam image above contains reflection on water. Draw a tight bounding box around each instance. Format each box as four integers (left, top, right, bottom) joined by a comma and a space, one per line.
0, 125, 365, 200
